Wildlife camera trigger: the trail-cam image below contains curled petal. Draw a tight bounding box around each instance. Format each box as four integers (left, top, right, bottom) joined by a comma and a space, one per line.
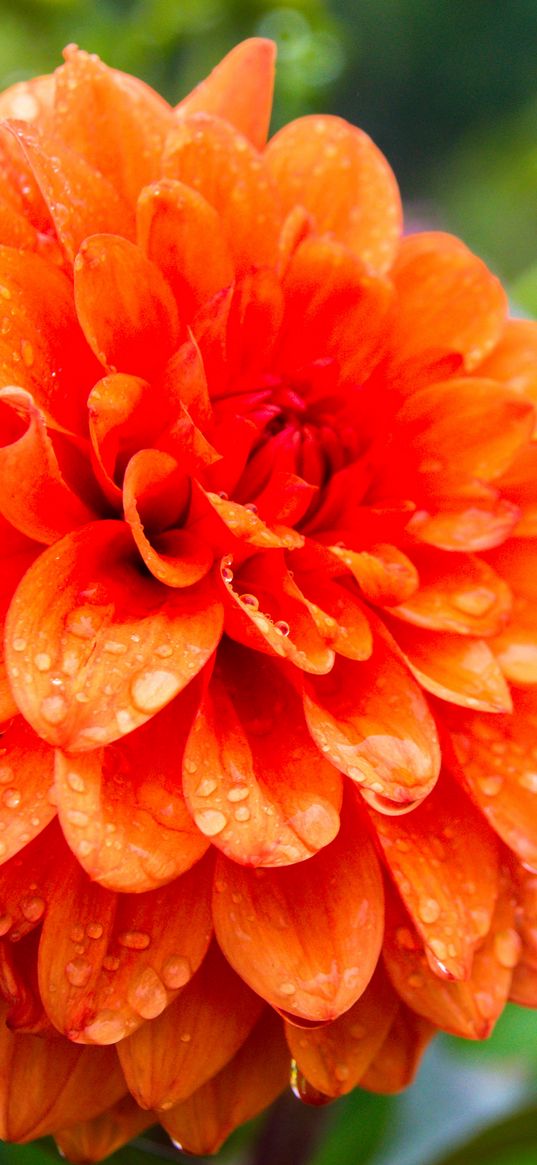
38, 847, 213, 1042
183, 643, 342, 866
5, 521, 223, 750
123, 449, 213, 587
160, 1010, 289, 1156
293, 572, 373, 662
74, 234, 180, 377
285, 962, 398, 1097
54, 686, 209, 892
55, 1095, 151, 1165
118, 942, 263, 1110
329, 542, 419, 607
367, 771, 499, 979
176, 38, 276, 150
303, 621, 441, 811
212, 793, 384, 1022
265, 115, 402, 274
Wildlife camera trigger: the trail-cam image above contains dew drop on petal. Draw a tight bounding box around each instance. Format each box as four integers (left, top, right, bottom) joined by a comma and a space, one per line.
65, 957, 92, 988
66, 771, 86, 793
103, 955, 120, 972
34, 653, 51, 672
239, 593, 260, 610
290, 1061, 332, 1106
3, 788, 21, 809
478, 775, 503, 797
12, 638, 27, 652
161, 955, 191, 990
128, 966, 168, 1019
274, 620, 290, 636
194, 809, 227, 836
84, 1010, 128, 1043
279, 981, 296, 996
130, 670, 181, 714
234, 806, 251, 822
40, 695, 68, 725
66, 809, 89, 827
194, 778, 217, 797
118, 930, 151, 951
227, 786, 249, 802
0, 767, 13, 785
494, 928, 522, 969
20, 895, 45, 922
86, 923, 104, 940
418, 897, 441, 925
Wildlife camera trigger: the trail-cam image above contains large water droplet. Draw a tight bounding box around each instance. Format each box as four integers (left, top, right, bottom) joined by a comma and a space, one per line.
494, 927, 522, 969
239, 593, 260, 611
40, 695, 68, 725
130, 669, 181, 714
161, 955, 191, 990
128, 966, 168, 1019
3, 787, 21, 809
20, 895, 45, 922
67, 771, 86, 793
290, 1061, 332, 1106
194, 809, 227, 837
118, 930, 151, 950
84, 1009, 128, 1043
418, 896, 441, 925
65, 956, 92, 988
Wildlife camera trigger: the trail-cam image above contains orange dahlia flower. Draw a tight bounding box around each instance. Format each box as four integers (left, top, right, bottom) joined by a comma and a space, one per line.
0, 36, 536, 1161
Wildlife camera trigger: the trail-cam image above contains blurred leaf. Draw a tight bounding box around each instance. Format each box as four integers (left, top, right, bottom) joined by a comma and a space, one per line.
0, 1141, 59, 1163
309, 1091, 392, 1165
509, 264, 537, 318
431, 1104, 537, 1165
444, 1003, 537, 1072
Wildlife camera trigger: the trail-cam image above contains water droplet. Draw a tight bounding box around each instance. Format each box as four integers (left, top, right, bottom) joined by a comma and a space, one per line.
3, 788, 21, 809
194, 809, 227, 837
40, 695, 68, 725
34, 652, 51, 672
221, 565, 234, 584
418, 897, 441, 924
227, 785, 250, 802
118, 930, 150, 950
184, 759, 199, 776
70, 924, 85, 943
20, 339, 33, 367
0, 766, 13, 786
154, 644, 173, 658
494, 927, 522, 969
103, 955, 120, 972
103, 640, 127, 655
244, 502, 258, 514
274, 620, 290, 636
67, 771, 86, 793
428, 937, 447, 962
161, 955, 191, 989
0, 285, 11, 300
66, 606, 103, 639
334, 1064, 350, 1083
131, 669, 181, 713
239, 593, 260, 611
194, 777, 217, 797
519, 771, 537, 793
65, 956, 92, 987
180, 1031, 192, 1043
86, 922, 104, 940
20, 895, 45, 922
66, 809, 89, 827
290, 1061, 331, 1106
475, 990, 496, 1019
234, 806, 251, 822
84, 1010, 128, 1043
478, 775, 503, 797
12, 637, 27, 652
279, 981, 296, 996
395, 838, 411, 852
128, 966, 168, 1019
452, 588, 495, 617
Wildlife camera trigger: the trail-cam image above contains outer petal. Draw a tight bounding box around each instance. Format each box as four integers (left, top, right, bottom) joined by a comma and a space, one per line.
383, 873, 518, 1039
367, 771, 500, 979
38, 848, 213, 1042
0, 1020, 125, 1142
212, 793, 384, 1022
359, 1004, 435, 1094
0, 520, 38, 720
55, 1095, 152, 1165
162, 113, 280, 273
160, 1010, 289, 1156
265, 115, 402, 274
176, 38, 276, 150
74, 234, 180, 378
303, 622, 441, 811
391, 549, 512, 637
388, 621, 512, 713
5, 521, 223, 751
510, 864, 537, 1007
285, 962, 398, 1097
476, 318, 537, 411
54, 686, 209, 892
118, 942, 263, 1110
408, 497, 520, 553
0, 820, 63, 945
182, 643, 342, 865
329, 543, 419, 607
0, 715, 56, 863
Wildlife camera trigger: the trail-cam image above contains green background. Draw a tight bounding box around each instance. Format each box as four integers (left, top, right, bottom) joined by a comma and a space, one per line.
1, 1, 537, 1161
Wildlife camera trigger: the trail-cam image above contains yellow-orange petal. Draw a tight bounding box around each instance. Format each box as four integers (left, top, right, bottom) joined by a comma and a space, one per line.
5, 521, 223, 750
118, 942, 263, 1110
285, 962, 398, 1098
0, 1019, 126, 1142
265, 114, 402, 274
183, 643, 342, 866
137, 179, 234, 319
359, 1003, 435, 1094
7, 121, 134, 260
0, 388, 95, 543
384, 872, 517, 1039
367, 771, 499, 979
74, 234, 180, 378
391, 549, 512, 637
176, 39, 276, 150
303, 621, 441, 810
55, 1095, 152, 1165
388, 621, 512, 712
162, 113, 280, 273
38, 848, 213, 1042
388, 232, 507, 373
54, 687, 209, 892
448, 690, 537, 870
213, 792, 383, 1022
409, 497, 520, 552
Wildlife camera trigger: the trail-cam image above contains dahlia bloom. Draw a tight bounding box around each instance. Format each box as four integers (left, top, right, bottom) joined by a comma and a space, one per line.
0, 36, 536, 1161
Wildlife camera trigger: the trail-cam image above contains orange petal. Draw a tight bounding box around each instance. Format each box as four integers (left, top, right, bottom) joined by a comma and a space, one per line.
388, 620, 512, 712
0, 388, 95, 543
7, 121, 134, 260
137, 179, 234, 318
6, 521, 223, 750
52, 46, 175, 206
160, 1009, 289, 1155
0, 74, 55, 121
55, 688, 209, 892
162, 113, 280, 273
0, 243, 99, 433
391, 549, 512, 637
265, 114, 401, 274
408, 497, 520, 552
74, 234, 180, 377
183, 642, 342, 866
368, 771, 499, 979
55, 1095, 151, 1165
329, 542, 419, 607
303, 621, 440, 810
0, 931, 51, 1034
38, 847, 213, 1042
359, 1003, 435, 1094
383, 872, 517, 1038
285, 962, 398, 1097
212, 792, 383, 1022
88, 373, 157, 506
0, 820, 64, 944
0, 1018, 126, 1142
448, 690, 537, 869
476, 318, 537, 411
176, 39, 276, 150
389, 232, 507, 372
118, 941, 263, 1110
0, 715, 55, 863
0, 523, 39, 720
291, 572, 373, 662
509, 864, 537, 1007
